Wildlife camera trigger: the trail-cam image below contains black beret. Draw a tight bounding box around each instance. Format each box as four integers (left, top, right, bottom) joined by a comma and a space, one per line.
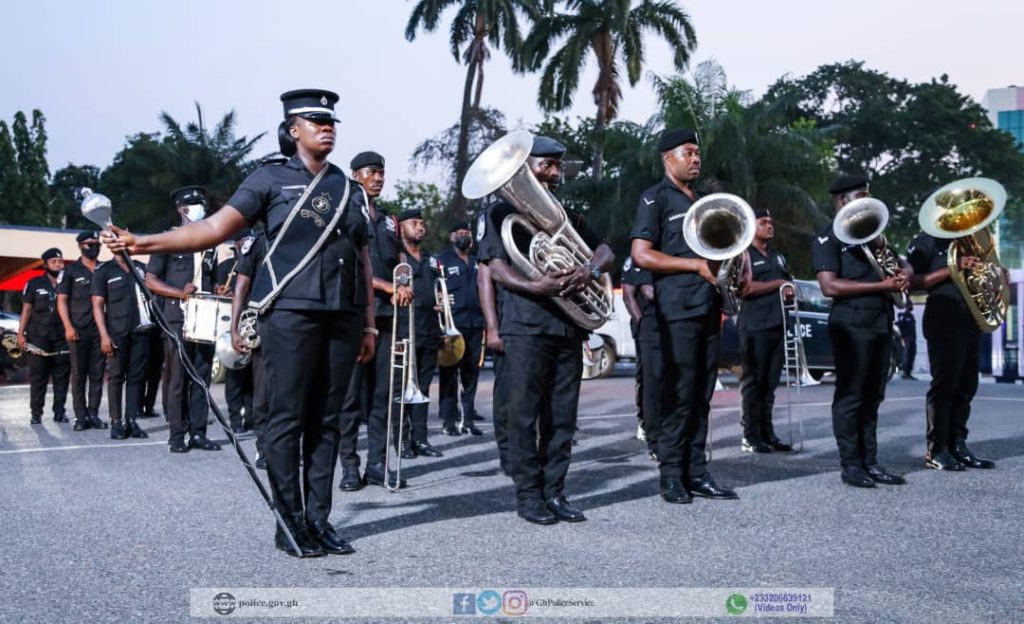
170, 185, 206, 206
280, 89, 340, 122
449, 221, 472, 233
350, 151, 385, 171
828, 173, 869, 196
75, 230, 100, 243
41, 247, 63, 261
658, 128, 699, 152
753, 208, 770, 219
398, 208, 423, 222
530, 136, 566, 158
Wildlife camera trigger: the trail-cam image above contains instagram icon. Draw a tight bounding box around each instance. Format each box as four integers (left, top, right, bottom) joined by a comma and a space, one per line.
503, 590, 528, 616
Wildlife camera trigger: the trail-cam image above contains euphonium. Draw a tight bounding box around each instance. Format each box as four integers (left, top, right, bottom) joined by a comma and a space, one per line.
681, 193, 757, 316
918, 177, 1010, 332
2, 332, 22, 359
434, 262, 465, 368
461, 130, 613, 331
832, 197, 908, 309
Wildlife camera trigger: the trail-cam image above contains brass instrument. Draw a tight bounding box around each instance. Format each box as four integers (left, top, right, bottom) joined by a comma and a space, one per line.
215, 309, 261, 370
132, 264, 155, 332
384, 263, 429, 491
681, 193, 757, 316
919, 177, 1010, 332
832, 197, 908, 309
2, 332, 69, 358
778, 282, 820, 452
462, 130, 614, 331
434, 262, 466, 368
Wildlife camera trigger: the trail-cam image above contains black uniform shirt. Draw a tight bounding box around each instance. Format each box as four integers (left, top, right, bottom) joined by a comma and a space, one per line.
227, 155, 368, 312
630, 177, 719, 321
621, 256, 655, 320
92, 260, 146, 336
236, 235, 268, 279
146, 247, 217, 323
22, 275, 62, 341
738, 245, 792, 333
478, 200, 605, 339
906, 233, 972, 327
401, 250, 442, 347
216, 256, 239, 294
811, 225, 892, 326
56, 260, 97, 330
896, 309, 917, 341
365, 204, 401, 318
436, 248, 484, 330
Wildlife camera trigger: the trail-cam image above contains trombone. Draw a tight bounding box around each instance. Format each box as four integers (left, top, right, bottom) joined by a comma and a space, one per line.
384, 262, 429, 491
778, 282, 819, 452
434, 263, 466, 368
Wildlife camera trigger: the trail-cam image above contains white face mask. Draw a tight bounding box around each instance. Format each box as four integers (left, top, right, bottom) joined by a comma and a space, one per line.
184, 204, 206, 222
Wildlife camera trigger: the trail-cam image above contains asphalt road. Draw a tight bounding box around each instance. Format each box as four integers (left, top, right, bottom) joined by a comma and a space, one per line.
0, 369, 1021, 623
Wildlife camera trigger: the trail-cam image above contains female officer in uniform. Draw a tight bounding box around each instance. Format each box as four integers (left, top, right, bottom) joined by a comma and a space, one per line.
104, 89, 377, 558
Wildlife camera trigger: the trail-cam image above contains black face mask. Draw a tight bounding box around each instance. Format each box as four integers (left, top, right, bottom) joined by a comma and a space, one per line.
81, 246, 100, 260
46, 268, 61, 278
454, 235, 473, 251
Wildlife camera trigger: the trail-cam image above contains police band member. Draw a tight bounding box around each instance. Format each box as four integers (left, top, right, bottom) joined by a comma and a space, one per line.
477, 256, 510, 475
397, 209, 444, 459
479, 135, 614, 525
812, 174, 908, 488
217, 235, 255, 434
896, 300, 918, 380
337, 150, 412, 491
145, 186, 221, 453
57, 231, 108, 430
18, 248, 71, 424
621, 256, 659, 460
91, 253, 151, 439
737, 208, 795, 454
631, 128, 739, 504
907, 232, 995, 470
104, 89, 377, 558
138, 261, 165, 422
437, 222, 485, 436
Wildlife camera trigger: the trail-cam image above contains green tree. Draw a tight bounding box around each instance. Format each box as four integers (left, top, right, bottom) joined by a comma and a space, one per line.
49, 164, 101, 230
6, 111, 52, 226
0, 121, 23, 224
379, 179, 449, 250
405, 0, 543, 222
522, 0, 696, 179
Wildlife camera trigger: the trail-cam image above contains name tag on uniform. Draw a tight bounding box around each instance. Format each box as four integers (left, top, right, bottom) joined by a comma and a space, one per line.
668, 213, 686, 222
75, 277, 87, 283
281, 185, 306, 190
108, 276, 123, 284
36, 289, 48, 295
446, 266, 461, 276
753, 260, 766, 266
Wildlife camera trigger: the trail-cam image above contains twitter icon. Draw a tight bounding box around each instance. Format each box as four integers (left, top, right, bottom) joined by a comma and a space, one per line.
477, 590, 502, 615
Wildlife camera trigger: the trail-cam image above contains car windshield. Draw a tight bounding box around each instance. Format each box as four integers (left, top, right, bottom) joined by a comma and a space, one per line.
796, 280, 832, 313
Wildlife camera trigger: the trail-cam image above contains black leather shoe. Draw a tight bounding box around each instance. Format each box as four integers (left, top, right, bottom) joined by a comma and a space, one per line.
53, 412, 69, 423
546, 496, 586, 522
338, 469, 364, 492
275, 525, 325, 558
471, 412, 485, 421
840, 466, 875, 488
659, 477, 693, 504
517, 499, 558, 525
741, 438, 773, 453
461, 424, 484, 436
190, 434, 222, 451
126, 420, 149, 439
400, 445, 417, 459
413, 442, 444, 458
306, 520, 355, 555
951, 441, 995, 469
925, 450, 965, 471
138, 409, 159, 419
442, 424, 462, 436
87, 415, 108, 429
363, 463, 406, 489
255, 455, 267, 470
30, 415, 42, 425
865, 464, 906, 485
648, 449, 659, 462
687, 474, 739, 500
110, 423, 128, 440
767, 437, 795, 452
169, 438, 190, 453
231, 423, 246, 434
73, 420, 89, 431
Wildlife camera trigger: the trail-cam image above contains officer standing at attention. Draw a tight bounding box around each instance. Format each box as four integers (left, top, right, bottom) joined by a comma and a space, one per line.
737, 208, 795, 454
631, 128, 739, 505
18, 248, 71, 425
812, 174, 908, 488
906, 231, 995, 471
104, 89, 377, 558
436, 222, 486, 436
621, 255, 660, 460
57, 231, 108, 431
479, 135, 614, 525
145, 186, 221, 453
896, 300, 918, 379
91, 253, 151, 440
217, 234, 255, 433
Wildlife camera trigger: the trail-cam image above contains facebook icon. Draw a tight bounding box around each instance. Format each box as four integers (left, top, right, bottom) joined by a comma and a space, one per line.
453, 593, 476, 615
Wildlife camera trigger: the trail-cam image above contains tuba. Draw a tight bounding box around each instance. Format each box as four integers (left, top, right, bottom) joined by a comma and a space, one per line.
832, 197, 908, 309
434, 262, 466, 367
681, 193, 757, 316
918, 177, 1010, 332
462, 130, 613, 331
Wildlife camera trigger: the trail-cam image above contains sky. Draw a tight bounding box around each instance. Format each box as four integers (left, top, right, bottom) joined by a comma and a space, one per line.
1, 0, 1020, 197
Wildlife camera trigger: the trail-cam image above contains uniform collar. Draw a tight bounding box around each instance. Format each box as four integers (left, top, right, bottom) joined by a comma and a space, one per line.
660, 176, 696, 198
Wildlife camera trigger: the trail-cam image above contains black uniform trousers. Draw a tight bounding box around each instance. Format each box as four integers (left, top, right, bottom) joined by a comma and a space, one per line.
739, 328, 785, 443
142, 329, 164, 415
225, 364, 254, 429
901, 334, 917, 375
338, 357, 371, 471
657, 313, 720, 480
251, 349, 269, 460
69, 324, 105, 422
924, 323, 979, 455
407, 344, 438, 445
365, 316, 398, 467
107, 330, 150, 426
28, 337, 70, 419
491, 351, 510, 473
503, 334, 582, 502
636, 315, 662, 452
261, 309, 362, 526
164, 324, 213, 442
828, 320, 890, 469
438, 326, 484, 427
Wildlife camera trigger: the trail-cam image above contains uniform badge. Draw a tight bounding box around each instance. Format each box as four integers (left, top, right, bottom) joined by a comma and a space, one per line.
476, 211, 486, 242
240, 236, 255, 255
623, 257, 633, 271
312, 192, 332, 214
777, 255, 787, 269
817, 235, 829, 244
386, 215, 397, 233
320, 96, 328, 105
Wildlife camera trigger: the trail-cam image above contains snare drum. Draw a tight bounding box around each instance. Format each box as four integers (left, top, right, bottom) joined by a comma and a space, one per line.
182, 293, 234, 344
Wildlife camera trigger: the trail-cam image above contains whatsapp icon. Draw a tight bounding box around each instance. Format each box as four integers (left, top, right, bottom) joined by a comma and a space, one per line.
725, 593, 748, 615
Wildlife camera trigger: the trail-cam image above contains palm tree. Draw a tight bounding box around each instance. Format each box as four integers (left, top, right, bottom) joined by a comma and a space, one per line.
522, 0, 696, 178
405, 0, 543, 221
